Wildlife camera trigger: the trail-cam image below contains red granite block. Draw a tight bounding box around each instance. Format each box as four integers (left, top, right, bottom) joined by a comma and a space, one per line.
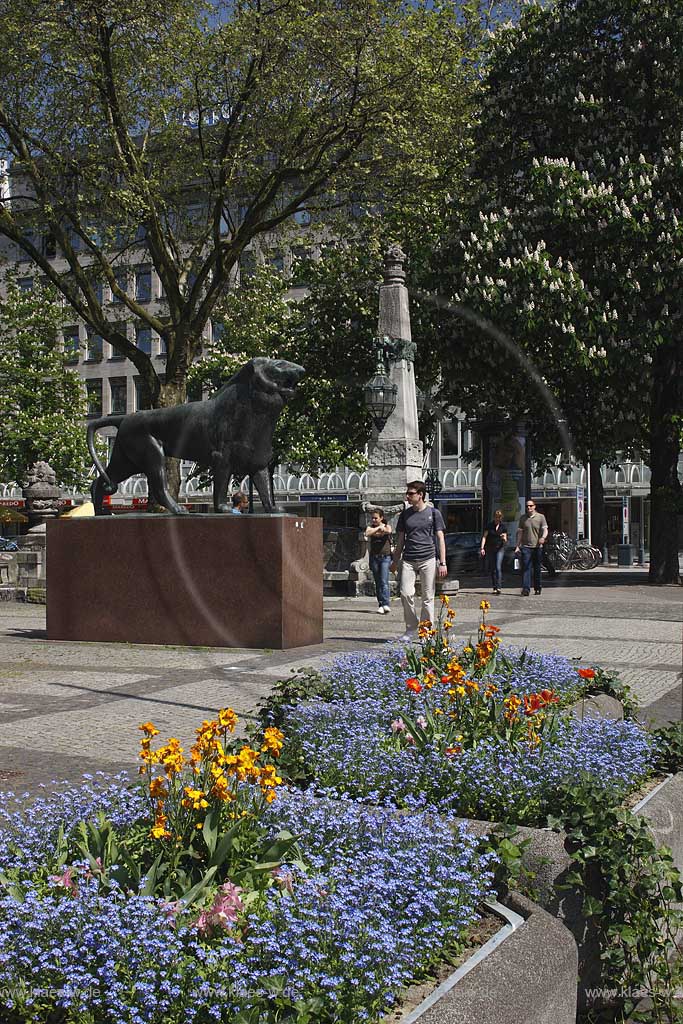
46, 515, 323, 649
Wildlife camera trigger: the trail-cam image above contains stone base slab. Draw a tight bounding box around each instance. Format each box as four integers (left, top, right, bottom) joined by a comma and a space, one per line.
46, 515, 323, 649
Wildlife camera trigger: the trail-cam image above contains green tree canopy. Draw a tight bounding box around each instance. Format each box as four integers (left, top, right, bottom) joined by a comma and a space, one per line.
426, 0, 682, 582
0, 0, 476, 418
0, 282, 92, 487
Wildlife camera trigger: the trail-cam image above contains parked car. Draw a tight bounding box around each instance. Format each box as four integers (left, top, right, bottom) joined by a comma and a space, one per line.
444, 532, 521, 577
444, 532, 486, 575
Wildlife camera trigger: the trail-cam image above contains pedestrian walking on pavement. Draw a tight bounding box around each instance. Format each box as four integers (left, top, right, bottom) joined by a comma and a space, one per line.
481, 509, 508, 594
390, 481, 447, 638
365, 509, 393, 614
515, 500, 548, 596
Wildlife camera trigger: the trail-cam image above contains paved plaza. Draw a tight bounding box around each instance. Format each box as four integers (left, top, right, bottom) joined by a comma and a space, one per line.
0, 567, 680, 793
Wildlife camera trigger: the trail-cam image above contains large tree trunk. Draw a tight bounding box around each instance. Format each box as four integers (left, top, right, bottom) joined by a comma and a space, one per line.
648, 340, 682, 585
589, 459, 606, 553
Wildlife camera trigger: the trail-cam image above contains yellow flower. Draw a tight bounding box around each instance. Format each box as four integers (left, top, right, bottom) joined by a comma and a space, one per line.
261, 726, 285, 756
218, 708, 238, 732
181, 786, 209, 811
150, 812, 170, 840
139, 721, 160, 737
440, 594, 450, 606
149, 777, 167, 799
210, 775, 234, 802
479, 600, 491, 612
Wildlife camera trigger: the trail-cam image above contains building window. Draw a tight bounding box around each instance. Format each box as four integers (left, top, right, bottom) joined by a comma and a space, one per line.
63, 326, 80, 364
293, 207, 311, 226
86, 380, 103, 418
63, 225, 87, 253
269, 252, 284, 274
211, 321, 225, 344
156, 335, 167, 359
112, 269, 128, 303
291, 247, 310, 287
464, 430, 480, 457
441, 419, 460, 458
135, 268, 152, 303
110, 378, 127, 415
85, 333, 103, 363
87, 279, 104, 305
18, 277, 33, 292
134, 378, 151, 411
239, 251, 256, 282
136, 326, 152, 355
42, 232, 56, 258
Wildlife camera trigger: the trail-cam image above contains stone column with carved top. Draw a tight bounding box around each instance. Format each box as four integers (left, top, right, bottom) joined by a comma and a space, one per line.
365, 245, 423, 508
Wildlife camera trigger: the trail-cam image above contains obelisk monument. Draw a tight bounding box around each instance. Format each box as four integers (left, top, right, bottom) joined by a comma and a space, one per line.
366, 245, 423, 506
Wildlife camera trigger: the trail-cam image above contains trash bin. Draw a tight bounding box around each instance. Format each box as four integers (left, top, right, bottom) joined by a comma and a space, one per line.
617, 544, 635, 566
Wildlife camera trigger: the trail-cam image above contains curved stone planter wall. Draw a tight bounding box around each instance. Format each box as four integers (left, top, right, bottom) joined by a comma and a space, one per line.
455, 770, 683, 1009
399, 894, 577, 1024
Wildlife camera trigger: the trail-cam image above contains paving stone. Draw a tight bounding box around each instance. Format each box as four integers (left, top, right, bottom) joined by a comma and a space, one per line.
0, 569, 680, 790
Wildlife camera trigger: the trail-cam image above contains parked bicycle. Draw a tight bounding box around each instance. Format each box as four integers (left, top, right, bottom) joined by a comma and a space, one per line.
0, 536, 19, 552
544, 532, 601, 572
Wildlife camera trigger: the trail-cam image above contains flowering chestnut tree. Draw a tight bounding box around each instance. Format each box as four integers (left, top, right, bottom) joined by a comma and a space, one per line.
431, 0, 682, 582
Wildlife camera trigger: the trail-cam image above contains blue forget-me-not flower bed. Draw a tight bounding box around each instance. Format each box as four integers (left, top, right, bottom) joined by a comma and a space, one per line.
0, 777, 494, 1023
280, 644, 655, 823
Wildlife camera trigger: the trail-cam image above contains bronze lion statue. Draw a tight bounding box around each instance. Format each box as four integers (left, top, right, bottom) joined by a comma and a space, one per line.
87, 357, 305, 515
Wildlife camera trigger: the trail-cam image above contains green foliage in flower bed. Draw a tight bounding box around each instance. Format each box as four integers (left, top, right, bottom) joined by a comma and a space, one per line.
558, 781, 683, 1024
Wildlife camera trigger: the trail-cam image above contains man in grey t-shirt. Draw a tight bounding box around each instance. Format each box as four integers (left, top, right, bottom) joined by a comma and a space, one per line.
390, 480, 447, 637
515, 499, 548, 596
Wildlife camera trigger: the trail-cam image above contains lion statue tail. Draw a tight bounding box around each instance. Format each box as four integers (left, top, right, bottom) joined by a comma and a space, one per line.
87, 415, 126, 495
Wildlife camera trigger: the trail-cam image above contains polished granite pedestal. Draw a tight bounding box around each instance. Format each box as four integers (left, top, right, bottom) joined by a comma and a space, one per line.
46, 514, 323, 649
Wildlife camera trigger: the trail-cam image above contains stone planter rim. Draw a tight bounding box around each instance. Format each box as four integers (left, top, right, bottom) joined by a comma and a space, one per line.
631, 772, 673, 815
399, 898, 524, 1023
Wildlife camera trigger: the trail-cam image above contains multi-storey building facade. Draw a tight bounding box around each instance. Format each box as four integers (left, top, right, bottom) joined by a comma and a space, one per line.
0, 160, 668, 556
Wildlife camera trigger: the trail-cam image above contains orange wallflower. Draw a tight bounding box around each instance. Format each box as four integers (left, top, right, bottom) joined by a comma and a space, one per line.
139, 722, 160, 737
218, 708, 238, 731
406, 677, 422, 694
578, 668, 596, 680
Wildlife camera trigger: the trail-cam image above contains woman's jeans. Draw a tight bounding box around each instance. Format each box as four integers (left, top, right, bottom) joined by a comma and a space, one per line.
369, 554, 391, 607
486, 547, 505, 590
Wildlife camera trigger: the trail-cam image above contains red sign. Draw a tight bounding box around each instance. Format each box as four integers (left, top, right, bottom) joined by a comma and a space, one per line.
132, 498, 148, 508
0, 499, 25, 507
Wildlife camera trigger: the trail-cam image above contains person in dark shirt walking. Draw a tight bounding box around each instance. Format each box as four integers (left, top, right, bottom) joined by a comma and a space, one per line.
390, 481, 447, 639
480, 509, 508, 595
365, 509, 393, 614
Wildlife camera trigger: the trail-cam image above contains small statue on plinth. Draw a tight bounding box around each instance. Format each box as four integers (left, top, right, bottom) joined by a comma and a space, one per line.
22, 461, 62, 531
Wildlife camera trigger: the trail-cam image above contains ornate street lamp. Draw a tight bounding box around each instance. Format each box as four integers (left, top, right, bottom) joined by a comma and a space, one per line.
425, 468, 442, 500
363, 348, 397, 433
